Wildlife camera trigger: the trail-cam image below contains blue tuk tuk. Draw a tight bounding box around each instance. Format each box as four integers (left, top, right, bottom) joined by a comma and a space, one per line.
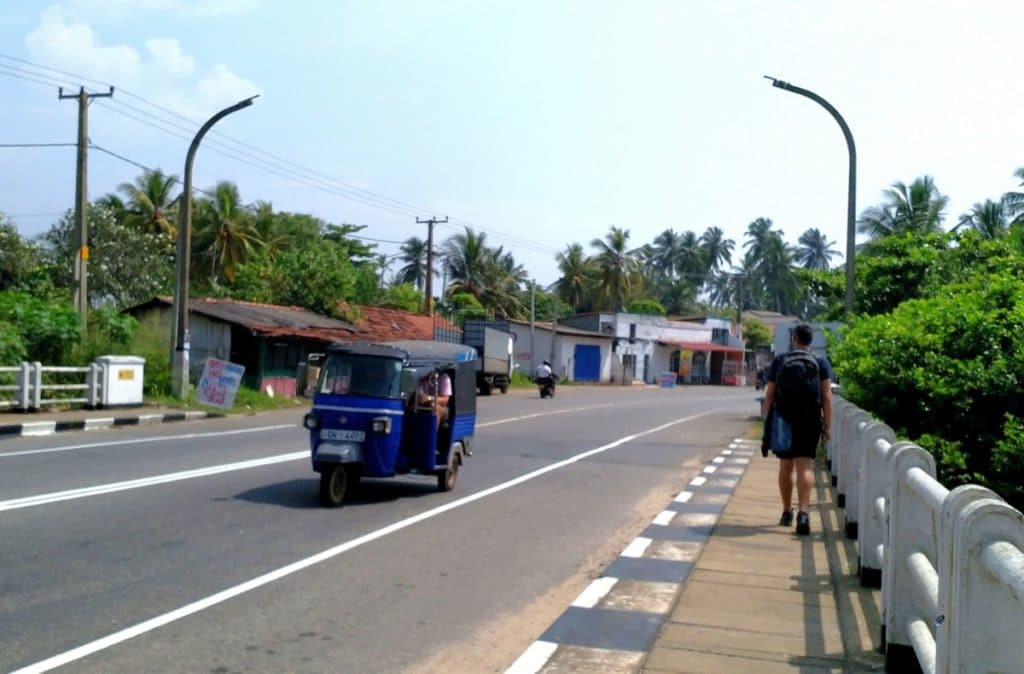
304, 340, 478, 507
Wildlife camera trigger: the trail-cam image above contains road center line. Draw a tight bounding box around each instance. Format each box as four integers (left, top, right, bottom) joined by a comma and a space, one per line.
476, 403, 616, 428
11, 409, 717, 674
0, 425, 299, 459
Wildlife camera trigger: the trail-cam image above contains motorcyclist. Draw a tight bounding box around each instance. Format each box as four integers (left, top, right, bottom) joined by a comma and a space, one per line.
535, 360, 555, 396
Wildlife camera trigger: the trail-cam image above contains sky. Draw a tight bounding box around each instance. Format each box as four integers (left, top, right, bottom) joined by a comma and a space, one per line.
1, 1, 1022, 287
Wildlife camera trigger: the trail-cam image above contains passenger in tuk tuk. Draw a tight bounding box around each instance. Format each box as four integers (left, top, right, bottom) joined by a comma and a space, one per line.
416, 370, 451, 428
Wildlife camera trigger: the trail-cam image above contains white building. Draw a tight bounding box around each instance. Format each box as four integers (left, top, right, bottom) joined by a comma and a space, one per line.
507, 320, 614, 383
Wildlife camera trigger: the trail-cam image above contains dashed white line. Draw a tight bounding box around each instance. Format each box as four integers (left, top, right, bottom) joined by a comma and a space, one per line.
674, 490, 693, 503
703, 465, 718, 474
621, 537, 653, 558
12, 410, 719, 674
652, 510, 676, 526
505, 640, 559, 674
712, 456, 725, 464
722, 449, 733, 455
571, 576, 619, 608
689, 476, 707, 487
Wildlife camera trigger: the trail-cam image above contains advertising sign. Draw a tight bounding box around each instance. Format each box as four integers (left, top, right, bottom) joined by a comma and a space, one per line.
197, 358, 245, 409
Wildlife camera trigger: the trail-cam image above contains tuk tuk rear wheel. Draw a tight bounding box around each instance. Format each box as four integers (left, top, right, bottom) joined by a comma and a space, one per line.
437, 448, 461, 492
319, 464, 351, 507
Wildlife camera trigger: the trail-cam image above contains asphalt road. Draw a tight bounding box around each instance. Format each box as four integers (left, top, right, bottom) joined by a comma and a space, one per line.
0, 385, 755, 674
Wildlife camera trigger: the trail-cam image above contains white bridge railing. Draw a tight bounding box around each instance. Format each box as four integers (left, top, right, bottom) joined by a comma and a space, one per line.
0, 362, 103, 411
829, 395, 1024, 674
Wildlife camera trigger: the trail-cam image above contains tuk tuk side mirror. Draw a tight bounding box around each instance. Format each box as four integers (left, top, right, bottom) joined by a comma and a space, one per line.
400, 368, 419, 396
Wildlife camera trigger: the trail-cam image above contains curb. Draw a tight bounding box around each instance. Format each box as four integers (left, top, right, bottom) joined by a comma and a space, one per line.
505, 438, 758, 674
0, 410, 224, 438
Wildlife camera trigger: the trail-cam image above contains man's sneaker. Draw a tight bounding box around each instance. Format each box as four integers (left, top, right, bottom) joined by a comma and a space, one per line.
796, 511, 810, 535
779, 510, 794, 527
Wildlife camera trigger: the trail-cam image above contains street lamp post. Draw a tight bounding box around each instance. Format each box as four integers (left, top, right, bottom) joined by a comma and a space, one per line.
171, 96, 258, 399
764, 76, 856, 315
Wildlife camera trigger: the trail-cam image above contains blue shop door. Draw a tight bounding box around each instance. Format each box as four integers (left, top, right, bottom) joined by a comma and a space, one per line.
573, 344, 601, 382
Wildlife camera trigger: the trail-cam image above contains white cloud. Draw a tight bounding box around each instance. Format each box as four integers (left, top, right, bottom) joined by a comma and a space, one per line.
25, 6, 259, 119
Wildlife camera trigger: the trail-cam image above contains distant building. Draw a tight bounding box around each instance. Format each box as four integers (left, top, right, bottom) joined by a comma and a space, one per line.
507, 319, 614, 383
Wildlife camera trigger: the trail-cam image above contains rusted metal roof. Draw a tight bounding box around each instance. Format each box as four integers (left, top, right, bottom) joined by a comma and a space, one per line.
131, 297, 360, 342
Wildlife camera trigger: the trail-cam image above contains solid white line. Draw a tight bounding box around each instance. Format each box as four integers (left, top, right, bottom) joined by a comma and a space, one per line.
621, 537, 653, 558
571, 576, 619, 608
0, 425, 299, 459
477, 403, 616, 428
0, 452, 308, 512
689, 476, 707, 487
674, 490, 693, 503
703, 465, 718, 474
652, 510, 676, 526
12, 409, 717, 674
505, 640, 559, 674
712, 456, 725, 464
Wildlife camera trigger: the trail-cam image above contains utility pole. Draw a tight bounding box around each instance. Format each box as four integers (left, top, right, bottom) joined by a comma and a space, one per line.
417, 216, 447, 315
59, 85, 113, 332
530, 281, 536, 372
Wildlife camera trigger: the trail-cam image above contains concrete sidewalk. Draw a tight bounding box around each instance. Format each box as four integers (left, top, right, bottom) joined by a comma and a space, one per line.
0, 406, 225, 437
642, 450, 885, 673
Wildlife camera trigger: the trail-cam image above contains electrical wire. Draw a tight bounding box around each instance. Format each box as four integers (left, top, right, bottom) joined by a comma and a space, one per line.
0, 53, 563, 256
0, 142, 76, 148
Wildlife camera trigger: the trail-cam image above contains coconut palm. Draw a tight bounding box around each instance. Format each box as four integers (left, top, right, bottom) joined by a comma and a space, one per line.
396, 236, 432, 290
743, 217, 778, 264
857, 176, 949, 239
956, 200, 1008, 239
250, 201, 291, 260
1002, 167, 1024, 225
554, 242, 591, 313
794, 228, 840, 270
442, 227, 492, 303
118, 169, 180, 238
192, 180, 258, 283
590, 226, 638, 311
651, 229, 684, 278
699, 226, 735, 274
676, 230, 705, 279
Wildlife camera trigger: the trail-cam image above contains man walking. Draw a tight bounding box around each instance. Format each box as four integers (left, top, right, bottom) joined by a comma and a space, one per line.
761, 323, 833, 535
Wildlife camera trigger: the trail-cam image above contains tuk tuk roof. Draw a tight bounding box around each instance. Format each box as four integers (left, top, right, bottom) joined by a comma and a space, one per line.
383, 340, 477, 367
325, 342, 409, 360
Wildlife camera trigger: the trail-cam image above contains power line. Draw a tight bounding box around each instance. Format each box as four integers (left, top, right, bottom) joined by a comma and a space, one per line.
0, 52, 563, 258
6, 211, 64, 218
0, 142, 76, 148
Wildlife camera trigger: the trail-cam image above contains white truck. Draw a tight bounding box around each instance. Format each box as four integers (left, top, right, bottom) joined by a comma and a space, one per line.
462, 321, 514, 396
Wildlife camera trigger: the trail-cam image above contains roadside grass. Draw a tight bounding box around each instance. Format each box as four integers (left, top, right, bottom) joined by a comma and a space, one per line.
147, 385, 307, 414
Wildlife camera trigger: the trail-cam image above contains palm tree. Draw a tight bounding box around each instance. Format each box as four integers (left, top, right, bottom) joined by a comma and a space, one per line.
956, 200, 1008, 239
651, 229, 683, 278
397, 236, 432, 290
118, 169, 179, 238
590, 226, 638, 311
699, 226, 735, 274
857, 176, 949, 239
676, 230, 705, 279
554, 243, 590, 313
758, 234, 799, 313
1002, 167, 1024, 225
250, 201, 291, 260
192, 180, 258, 283
743, 217, 778, 264
480, 248, 526, 317
794, 228, 840, 270
442, 227, 492, 303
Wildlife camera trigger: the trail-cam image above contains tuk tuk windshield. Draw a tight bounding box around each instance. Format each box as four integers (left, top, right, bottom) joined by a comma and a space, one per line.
318, 354, 404, 399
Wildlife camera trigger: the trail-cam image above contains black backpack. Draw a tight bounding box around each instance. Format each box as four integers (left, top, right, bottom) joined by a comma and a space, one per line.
775, 351, 821, 425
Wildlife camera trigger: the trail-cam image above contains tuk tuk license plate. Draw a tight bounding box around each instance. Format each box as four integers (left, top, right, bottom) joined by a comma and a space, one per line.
320, 429, 366, 442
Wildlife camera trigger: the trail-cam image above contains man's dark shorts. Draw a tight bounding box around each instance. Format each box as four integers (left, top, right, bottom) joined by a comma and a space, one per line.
775, 421, 821, 459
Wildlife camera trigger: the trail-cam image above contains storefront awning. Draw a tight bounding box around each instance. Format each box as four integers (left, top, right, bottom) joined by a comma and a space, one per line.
660, 341, 745, 354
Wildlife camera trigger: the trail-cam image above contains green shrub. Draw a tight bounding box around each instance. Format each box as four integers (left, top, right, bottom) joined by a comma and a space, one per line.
0, 291, 80, 363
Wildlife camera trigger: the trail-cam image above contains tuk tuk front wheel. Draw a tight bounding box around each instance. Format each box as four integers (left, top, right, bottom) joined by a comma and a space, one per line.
319, 464, 354, 507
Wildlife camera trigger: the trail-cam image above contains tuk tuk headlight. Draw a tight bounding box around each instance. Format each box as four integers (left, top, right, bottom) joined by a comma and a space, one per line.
303, 413, 319, 430
370, 417, 392, 435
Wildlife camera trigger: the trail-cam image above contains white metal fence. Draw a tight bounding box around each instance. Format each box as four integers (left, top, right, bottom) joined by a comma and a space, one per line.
0, 361, 102, 411
829, 394, 1024, 674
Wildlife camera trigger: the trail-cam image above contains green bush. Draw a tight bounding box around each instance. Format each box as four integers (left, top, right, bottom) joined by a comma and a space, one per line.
0, 321, 26, 364
0, 291, 80, 364
129, 320, 172, 397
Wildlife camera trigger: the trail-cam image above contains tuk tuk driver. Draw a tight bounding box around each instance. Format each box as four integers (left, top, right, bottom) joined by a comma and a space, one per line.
416, 370, 452, 429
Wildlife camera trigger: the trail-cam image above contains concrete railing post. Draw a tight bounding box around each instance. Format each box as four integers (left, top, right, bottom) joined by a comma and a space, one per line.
86, 362, 101, 408
17, 361, 31, 410
838, 408, 872, 509
852, 421, 895, 541
884, 443, 943, 670
30, 361, 42, 410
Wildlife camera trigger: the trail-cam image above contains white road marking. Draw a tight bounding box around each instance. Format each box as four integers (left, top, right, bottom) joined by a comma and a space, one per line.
674, 490, 693, 503
721, 449, 733, 455
734, 457, 751, 465
477, 403, 616, 428
571, 576, 619, 608
621, 537, 653, 558
652, 510, 676, 526
505, 640, 559, 674
703, 465, 718, 474
0, 452, 309, 512
0, 425, 299, 459
689, 476, 708, 487
712, 456, 725, 464
12, 410, 718, 674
